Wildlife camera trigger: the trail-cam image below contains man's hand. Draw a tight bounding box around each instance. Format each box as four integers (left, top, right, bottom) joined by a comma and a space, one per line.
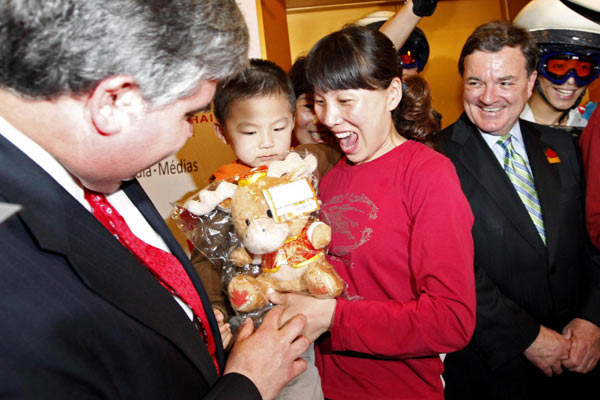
524, 325, 571, 376
562, 318, 600, 373
269, 291, 336, 343
223, 306, 309, 400
412, 0, 439, 17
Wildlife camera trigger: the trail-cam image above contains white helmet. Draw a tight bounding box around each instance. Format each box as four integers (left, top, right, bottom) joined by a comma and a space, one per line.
515, 0, 600, 106
514, 0, 600, 49
355, 11, 394, 27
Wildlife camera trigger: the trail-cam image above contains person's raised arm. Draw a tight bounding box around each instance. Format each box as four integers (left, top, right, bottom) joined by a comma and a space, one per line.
379, 0, 438, 49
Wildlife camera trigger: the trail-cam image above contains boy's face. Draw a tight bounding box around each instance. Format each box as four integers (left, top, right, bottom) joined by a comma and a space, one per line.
217, 93, 293, 168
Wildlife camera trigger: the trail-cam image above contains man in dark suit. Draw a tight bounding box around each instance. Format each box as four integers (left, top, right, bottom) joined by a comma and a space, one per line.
438, 21, 600, 399
0, 1, 309, 399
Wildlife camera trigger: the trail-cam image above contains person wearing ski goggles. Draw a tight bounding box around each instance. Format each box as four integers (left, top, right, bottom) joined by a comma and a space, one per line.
527, 47, 599, 128
539, 51, 600, 86
514, 0, 600, 129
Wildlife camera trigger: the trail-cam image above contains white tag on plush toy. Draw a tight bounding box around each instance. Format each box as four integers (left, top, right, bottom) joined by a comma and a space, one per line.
262, 178, 319, 223
263, 178, 319, 223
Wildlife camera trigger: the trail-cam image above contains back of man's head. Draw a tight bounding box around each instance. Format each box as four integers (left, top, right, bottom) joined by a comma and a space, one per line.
212, 59, 296, 125
458, 20, 538, 78
0, 0, 249, 108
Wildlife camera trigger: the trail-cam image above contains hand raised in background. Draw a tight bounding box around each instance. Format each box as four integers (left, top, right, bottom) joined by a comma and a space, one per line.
412, 0, 439, 17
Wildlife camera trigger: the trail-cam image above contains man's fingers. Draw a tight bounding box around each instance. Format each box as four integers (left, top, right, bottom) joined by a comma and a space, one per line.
582, 355, 599, 373
541, 366, 552, 377
290, 357, 308, 378
236, 318, 255, 341
279, 313, 308, 339
550, 362, 563, 376
573, 351, 598, 374
290, 333, 311, 357
259, 305, 285, 330
562, 357, 577, 370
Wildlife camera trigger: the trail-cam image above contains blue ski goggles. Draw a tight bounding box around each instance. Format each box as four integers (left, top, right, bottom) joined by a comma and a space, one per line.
539, 52, 600, 86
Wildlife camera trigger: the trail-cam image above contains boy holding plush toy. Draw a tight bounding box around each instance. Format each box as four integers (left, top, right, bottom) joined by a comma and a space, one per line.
174, 58, 343, 400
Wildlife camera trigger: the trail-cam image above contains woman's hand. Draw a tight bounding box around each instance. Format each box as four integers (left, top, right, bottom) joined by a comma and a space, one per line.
269, 290, 337, 342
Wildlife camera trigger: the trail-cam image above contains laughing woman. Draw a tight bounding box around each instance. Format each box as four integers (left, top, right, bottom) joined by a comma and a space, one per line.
270, 25, 476, 400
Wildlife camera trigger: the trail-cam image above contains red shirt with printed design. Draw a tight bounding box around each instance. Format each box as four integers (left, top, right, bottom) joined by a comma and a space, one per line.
316, 140, 476, 400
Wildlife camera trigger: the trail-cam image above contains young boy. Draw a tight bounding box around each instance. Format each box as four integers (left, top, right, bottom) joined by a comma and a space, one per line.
210, 58, 296, 181
192, 58, 324, 400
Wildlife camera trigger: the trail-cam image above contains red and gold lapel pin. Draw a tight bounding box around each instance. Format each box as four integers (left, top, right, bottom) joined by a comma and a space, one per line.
545, 148, 561, 164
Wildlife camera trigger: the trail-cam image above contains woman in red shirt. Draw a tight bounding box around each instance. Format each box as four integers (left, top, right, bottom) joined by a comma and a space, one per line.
270, 25, 476, 399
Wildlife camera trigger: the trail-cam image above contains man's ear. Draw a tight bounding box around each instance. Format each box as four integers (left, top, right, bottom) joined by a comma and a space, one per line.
526, 70, 538, 98
387, 76, 403, 111
88, 75, 144, 135
213, 122, 229, 145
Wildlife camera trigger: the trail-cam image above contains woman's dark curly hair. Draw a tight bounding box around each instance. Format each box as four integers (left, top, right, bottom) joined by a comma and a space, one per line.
394, 75, 440, 145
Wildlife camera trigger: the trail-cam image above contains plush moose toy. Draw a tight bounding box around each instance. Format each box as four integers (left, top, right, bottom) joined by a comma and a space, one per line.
182, 152, 345, 314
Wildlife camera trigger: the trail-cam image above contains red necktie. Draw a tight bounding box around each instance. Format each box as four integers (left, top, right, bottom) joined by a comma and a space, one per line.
84, 189, 218, 372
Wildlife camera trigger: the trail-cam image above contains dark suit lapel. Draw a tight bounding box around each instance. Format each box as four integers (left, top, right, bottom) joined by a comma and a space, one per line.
521, 121, 562, 262
66, 211, 219, 383
0, 136, 219, 383
450, 114, 546, 257
122, 180, 226, 370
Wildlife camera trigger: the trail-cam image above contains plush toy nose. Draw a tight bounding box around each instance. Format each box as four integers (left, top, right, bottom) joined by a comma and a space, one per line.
243, 217, 289, 254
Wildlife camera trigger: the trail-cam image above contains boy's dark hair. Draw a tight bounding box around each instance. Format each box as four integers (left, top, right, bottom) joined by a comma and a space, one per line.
212, 58, 296, 124
458, 20, 538, 77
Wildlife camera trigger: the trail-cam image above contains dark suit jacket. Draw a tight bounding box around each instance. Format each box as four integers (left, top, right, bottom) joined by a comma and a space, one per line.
437, 114, 600, 398
0, 135, 261, 399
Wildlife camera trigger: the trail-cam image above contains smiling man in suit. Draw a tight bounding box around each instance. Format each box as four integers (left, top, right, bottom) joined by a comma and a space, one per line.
438, 20, 600, 399
0, 1, 309, 399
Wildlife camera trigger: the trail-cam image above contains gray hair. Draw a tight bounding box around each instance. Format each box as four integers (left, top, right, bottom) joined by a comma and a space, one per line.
0, 0, 249, 108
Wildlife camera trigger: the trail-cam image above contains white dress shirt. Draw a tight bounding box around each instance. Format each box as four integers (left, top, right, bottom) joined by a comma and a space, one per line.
480, 121, 534, 176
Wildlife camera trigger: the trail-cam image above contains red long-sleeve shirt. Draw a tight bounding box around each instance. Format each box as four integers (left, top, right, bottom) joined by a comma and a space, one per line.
580, 107, 600, 250
316, 140, 476, 399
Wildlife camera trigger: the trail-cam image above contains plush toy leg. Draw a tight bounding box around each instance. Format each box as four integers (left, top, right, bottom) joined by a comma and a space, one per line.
227, 274, 270, 313
303, 261, 344, 298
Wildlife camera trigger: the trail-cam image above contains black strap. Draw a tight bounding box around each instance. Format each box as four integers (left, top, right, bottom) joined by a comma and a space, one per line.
560, 0, 600, 24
